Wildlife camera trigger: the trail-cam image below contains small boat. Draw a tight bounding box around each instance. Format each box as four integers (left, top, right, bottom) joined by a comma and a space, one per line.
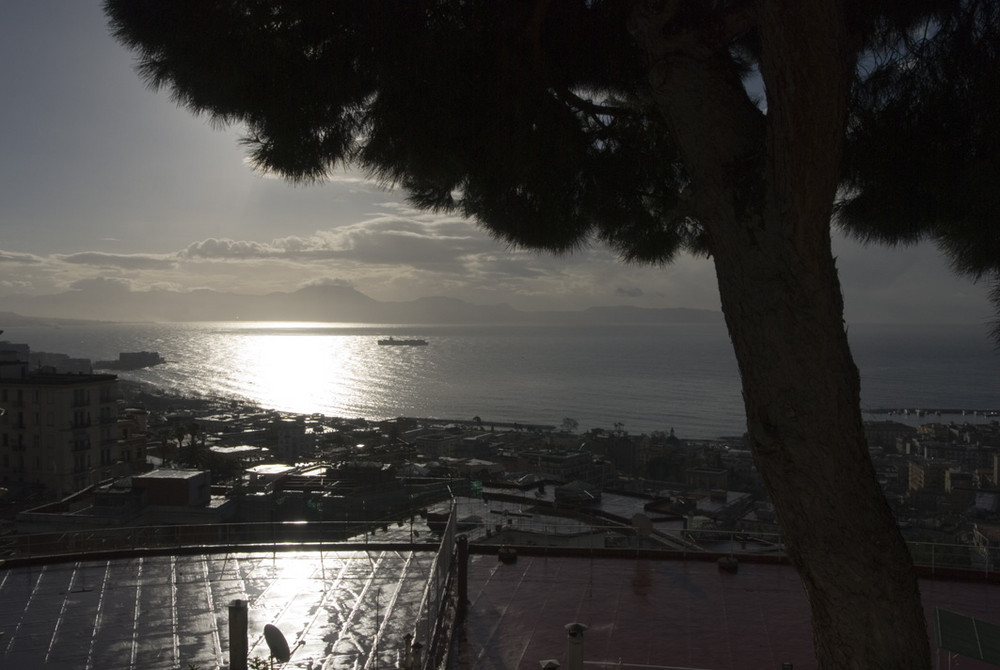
378, 337, 428, 346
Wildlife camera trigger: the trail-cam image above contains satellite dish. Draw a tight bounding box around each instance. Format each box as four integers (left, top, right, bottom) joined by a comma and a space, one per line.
263, 624, 291, 663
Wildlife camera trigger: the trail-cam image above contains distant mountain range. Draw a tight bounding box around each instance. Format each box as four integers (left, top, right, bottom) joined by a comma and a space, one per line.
0, 284, 722, 325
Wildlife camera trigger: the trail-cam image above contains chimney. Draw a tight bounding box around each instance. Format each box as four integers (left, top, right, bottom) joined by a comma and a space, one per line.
565, 622, 587, 670
228, 599, 248, 670
401, 633, 413, 669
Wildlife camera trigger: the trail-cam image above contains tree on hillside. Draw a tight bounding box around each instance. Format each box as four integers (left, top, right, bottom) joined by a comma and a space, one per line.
104, 1, 999, 667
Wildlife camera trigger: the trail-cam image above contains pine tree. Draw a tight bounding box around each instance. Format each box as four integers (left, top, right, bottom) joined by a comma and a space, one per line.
104, 2, 1000, 666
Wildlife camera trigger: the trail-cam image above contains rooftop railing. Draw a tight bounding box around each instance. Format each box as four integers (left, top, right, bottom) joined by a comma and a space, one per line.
2, 518, 997, 582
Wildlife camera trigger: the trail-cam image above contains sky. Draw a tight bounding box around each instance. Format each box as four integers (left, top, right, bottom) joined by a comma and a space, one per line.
0, 1, 993, 324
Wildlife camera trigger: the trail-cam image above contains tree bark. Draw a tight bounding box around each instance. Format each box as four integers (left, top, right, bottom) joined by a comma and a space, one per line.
711, 184, 931, 670
636, 1, 932, 667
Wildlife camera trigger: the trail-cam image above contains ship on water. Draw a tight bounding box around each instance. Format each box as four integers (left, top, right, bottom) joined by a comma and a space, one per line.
377, 337, 428, 346
94, 351, 166, 370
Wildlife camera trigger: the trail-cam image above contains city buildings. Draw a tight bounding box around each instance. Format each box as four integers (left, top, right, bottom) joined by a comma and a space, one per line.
0, 341, 148, 499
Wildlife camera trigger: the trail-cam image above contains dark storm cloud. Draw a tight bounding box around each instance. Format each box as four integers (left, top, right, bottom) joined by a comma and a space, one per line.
616, 287, 644, 298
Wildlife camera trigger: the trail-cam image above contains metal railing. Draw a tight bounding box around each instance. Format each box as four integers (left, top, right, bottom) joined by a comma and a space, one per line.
411, 507, 457, 670
2, 519, 413, 561
1, 510, 460, 670
3, 516, 998, 583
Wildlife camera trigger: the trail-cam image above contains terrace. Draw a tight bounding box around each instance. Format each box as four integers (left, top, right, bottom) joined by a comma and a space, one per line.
1, 498, 999, 669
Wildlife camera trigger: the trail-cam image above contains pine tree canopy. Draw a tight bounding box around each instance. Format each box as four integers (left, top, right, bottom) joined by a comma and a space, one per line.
105, 1, 998, 300
838, 0, 1000, 325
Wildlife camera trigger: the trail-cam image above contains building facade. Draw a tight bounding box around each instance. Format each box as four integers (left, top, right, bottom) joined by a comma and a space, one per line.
0, 356, 138, 498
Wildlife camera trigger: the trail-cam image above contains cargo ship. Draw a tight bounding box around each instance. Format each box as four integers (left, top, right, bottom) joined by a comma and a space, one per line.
377, 337, 428, 346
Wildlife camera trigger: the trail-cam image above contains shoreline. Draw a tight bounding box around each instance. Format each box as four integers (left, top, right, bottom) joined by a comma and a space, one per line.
118, 380, 999, 442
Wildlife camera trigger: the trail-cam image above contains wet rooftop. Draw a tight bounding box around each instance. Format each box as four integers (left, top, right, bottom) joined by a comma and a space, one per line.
0, 549, 437, 669
2, 545, 999, 669
456, 552, 1000, 670
3, 490, 999, 669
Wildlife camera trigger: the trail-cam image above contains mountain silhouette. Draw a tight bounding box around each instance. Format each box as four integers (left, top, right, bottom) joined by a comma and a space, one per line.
0, 285, 722, 325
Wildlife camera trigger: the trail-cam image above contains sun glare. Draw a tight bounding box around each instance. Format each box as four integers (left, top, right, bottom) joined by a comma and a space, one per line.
224, 324, 372, 416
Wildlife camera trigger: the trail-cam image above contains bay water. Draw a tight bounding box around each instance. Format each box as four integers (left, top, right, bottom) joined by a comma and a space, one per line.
3, 321, 997, 439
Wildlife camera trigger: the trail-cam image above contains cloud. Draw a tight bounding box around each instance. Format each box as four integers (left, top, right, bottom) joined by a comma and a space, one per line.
181, 238, 276, 259
0, 250, 43, 264
67, 276, 134, 292
3, 206, 988, 324
0, 279, 33, 291
464, 254, 550, 280
301, 277, 354, 289
178, 214, 494, 272
56, 251, 176, 270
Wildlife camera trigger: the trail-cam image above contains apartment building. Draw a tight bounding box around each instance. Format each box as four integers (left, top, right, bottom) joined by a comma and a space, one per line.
0, 356, 129, 498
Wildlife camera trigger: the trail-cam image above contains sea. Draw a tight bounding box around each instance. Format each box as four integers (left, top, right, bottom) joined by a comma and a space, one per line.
2, 320, 998, 440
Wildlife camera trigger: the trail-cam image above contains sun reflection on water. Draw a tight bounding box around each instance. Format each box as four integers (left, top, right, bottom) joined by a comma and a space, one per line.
222, 326, 372, 416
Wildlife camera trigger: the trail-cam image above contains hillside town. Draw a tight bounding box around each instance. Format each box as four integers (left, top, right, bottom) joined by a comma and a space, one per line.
3, 336, 1000, 564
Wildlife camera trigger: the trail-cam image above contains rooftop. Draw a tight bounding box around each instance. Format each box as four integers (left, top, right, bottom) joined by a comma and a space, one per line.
136, 468, 206, 481
457, 552, 1000, 669
1, 544, 998, 669
0, 548, 438, 670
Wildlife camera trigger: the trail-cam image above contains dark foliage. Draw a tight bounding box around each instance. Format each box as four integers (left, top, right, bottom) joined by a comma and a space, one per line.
839, 0, 1000, 332
105, 0, 999, 322
104, 1, 718, 262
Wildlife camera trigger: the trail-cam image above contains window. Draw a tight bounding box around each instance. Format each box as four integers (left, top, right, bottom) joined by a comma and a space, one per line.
72, 389, 89, 407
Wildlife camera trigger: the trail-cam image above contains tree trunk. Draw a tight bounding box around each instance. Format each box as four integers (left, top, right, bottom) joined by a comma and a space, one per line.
708, 175, 931, 668
635, 0, 932, 667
